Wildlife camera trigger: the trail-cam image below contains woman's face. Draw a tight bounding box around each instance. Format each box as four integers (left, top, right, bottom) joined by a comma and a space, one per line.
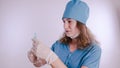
63, 18, 80, 39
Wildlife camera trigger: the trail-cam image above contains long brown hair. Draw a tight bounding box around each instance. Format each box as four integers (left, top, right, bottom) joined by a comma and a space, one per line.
59, 21, 98, 49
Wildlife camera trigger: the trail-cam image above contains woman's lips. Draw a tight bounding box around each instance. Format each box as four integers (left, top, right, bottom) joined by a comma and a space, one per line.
65, 30, 71, 33
65, 30, 69, 32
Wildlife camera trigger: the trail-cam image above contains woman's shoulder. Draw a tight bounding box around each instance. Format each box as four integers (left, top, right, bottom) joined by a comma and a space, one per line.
87, 43, 102, 54
52, 40, 62, 46
91, 43, 101, 51
84, 43, 101, 54
51, 40, 65, 49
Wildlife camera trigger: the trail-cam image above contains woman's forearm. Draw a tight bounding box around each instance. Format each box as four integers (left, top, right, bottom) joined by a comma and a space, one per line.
51, 58, 67, 68
81, 66, 88, 68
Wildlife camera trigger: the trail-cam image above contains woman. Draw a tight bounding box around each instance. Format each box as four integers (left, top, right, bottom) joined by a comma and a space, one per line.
28, 0, 101, 68
51, 18, 101, 68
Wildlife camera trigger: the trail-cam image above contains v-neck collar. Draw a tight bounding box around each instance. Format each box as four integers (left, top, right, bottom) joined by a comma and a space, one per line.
66, 44, 78, 54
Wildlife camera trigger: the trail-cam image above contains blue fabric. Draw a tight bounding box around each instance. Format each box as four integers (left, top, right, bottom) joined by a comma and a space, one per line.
51, 41, 101, 68
62, 0, 89, 24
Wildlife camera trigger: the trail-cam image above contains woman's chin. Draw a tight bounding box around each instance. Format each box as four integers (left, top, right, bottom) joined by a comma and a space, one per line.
66, 34, 72, 38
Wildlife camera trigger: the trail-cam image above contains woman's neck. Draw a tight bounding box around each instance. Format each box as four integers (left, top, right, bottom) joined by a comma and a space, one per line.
69, 39, 77, 52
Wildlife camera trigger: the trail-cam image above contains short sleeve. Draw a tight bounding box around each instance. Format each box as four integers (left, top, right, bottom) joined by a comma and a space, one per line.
82, 45, 102, 68
51, 41, 58, 51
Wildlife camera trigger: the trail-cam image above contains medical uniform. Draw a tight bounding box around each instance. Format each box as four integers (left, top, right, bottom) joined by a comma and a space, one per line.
51, 41, 101, 68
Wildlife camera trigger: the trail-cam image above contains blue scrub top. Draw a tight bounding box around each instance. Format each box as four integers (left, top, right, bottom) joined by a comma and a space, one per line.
51, 41, 101, 68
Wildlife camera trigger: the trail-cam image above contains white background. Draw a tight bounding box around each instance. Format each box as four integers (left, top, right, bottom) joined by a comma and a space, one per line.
0, 0, 120, 68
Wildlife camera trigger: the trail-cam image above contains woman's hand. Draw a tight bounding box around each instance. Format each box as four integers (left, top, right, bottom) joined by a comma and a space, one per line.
31, 38, 67, 68
27, 38, 47, 67
28, 50, 37, 63
28, 48, 47, 67
33, 57, 47, 67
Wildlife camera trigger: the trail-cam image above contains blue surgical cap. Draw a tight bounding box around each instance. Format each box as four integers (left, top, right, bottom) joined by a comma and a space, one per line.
62, 0, 89, 24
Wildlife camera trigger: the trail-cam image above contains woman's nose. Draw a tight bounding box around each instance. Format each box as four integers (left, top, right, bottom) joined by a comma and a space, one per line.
64, 22, 69, 29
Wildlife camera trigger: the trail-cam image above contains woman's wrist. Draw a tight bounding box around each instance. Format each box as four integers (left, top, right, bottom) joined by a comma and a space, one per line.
33, 57, 47, 67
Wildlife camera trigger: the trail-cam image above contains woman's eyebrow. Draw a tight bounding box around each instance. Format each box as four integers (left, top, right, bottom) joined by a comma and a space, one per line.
67, 18, 72, 20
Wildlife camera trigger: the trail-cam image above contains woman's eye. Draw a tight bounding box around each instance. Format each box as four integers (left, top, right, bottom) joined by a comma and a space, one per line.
68, 21, 72, 23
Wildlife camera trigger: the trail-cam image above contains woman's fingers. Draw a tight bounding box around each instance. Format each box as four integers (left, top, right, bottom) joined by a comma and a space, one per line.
28, 50, 47, 67
32, 38, 39, 47
31, 47, 36, 54
33, 57, 47, 67
38, 58, 47, 65
31, 38, 47, 67
28, 51, 36, 63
